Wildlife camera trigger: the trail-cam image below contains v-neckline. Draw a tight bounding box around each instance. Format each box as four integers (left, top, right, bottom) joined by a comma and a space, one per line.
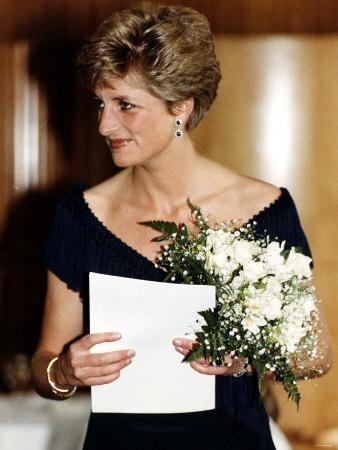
80, 184, 286, 272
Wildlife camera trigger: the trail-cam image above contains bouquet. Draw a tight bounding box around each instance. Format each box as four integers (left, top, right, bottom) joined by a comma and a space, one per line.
142, 201, 319, 406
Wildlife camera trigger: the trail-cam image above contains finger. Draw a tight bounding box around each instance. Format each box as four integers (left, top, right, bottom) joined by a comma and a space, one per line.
174, 346, 210, 364
174, 346, 190, 356
83, 372, 121, 386
190, 361, 232, 376
172, 338, 196, 350
88, 349, 136, 367
79, 332, 122, 351
74, 358, 132, 380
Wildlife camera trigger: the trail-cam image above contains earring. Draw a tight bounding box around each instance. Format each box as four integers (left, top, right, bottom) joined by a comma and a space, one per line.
175, 117, 183, 139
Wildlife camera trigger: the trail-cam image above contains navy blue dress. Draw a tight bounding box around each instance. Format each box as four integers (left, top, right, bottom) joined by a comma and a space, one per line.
42, 183, 312, 450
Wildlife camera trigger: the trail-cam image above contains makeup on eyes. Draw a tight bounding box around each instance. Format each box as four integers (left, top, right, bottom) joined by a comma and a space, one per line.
93, 96, 136, 111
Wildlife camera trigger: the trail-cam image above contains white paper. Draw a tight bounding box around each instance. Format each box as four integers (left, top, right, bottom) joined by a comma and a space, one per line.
89, 272, 216, 414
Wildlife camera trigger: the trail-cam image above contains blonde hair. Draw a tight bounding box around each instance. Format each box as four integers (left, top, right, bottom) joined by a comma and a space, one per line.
76, 3, 221, 129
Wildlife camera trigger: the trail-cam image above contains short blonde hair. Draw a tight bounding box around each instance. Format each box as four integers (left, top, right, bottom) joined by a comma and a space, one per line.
76, 3, 221, 129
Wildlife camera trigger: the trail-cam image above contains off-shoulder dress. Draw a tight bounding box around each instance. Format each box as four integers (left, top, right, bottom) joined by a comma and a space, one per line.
42, 184, 312, 450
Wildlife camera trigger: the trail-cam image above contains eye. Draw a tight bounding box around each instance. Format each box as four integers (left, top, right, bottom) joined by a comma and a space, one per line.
120, 100, 135, 111
94, 97, 105, 111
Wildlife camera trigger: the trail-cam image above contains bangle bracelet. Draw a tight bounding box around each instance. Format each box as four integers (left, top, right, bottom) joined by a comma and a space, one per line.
233, 360, 248, 378
47, 356, 77, 398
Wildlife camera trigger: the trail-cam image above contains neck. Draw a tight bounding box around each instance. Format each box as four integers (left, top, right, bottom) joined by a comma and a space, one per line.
126, 137, 205, 214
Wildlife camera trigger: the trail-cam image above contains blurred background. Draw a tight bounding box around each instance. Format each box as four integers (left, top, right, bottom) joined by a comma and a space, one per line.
0, 0, 337, 449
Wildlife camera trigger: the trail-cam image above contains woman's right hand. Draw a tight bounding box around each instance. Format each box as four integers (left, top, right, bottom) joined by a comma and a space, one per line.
52, 332, 136, 388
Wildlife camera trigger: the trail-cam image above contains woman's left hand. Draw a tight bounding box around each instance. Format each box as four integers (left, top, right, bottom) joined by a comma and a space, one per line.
173, 338, 252, 376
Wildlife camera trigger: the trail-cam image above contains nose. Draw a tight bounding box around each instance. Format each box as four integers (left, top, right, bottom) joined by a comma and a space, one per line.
98, 107, 121, 137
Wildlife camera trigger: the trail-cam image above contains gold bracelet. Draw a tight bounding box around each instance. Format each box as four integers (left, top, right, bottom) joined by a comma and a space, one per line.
47, 356, 77, 398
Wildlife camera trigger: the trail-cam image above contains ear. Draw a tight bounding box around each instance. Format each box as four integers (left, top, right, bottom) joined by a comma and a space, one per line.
171, 98, 194, 125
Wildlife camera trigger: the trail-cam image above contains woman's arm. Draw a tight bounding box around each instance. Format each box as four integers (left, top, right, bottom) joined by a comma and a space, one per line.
31, 271, 135, 400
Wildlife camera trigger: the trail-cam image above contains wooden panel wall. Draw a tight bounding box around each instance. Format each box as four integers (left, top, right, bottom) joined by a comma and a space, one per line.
1, 0, 338, 40
192, 36, 338, 443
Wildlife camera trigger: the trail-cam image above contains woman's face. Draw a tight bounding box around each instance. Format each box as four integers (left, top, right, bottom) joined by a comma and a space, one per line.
94, 78, 180, 168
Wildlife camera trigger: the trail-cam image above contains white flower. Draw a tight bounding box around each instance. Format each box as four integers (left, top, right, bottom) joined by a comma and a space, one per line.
231, 275, 244, 290
233, 303, 242, 315
219, 260, 238, 282
280, 322, 306, 352
212, 252, 232, 269
274, 264, 292, 282
260, 292, 282, 320
247, 297, 262, 315
233, 240, 256, 265
205, 250, 238, 282
285, 249, 312, 279
241, 314, 267, 335
266, 277, 282, 294
242, 261, 266, 282
302, 295, 316, 316
205, 230, 233, 252
263, 241, 285, 268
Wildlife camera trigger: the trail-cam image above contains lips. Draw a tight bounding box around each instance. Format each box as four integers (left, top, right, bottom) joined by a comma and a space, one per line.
108, 139, 132, 150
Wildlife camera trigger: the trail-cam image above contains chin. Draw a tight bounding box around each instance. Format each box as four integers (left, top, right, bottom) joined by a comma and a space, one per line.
112, 159, 132, 169
111, 154, 139, 169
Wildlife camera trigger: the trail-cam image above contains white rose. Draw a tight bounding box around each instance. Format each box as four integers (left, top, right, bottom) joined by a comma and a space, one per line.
219, 260, 239, 283
261, 293, 282, 320
233, 240, 255, 265
266, 277, 282, 294
243, 261, 266, 282
213, 247, 235, 268
206, 230, 233, 252
274, 264, 292, 282
205, 251, 238, 281
231, 275, 244, 290
263, 241, 285, 268
241, 314, 267, 335
285, 249, 312, 279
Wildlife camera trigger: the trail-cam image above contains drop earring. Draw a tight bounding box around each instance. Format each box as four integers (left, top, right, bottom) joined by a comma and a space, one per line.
175, 117, 183, 139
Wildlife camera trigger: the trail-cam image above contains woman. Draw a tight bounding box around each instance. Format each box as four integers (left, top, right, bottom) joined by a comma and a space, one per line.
31, 3, 332, 449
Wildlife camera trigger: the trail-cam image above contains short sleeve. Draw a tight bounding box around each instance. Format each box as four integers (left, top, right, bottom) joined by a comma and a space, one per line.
40, 184, 88, 295
253, 188, 313, 267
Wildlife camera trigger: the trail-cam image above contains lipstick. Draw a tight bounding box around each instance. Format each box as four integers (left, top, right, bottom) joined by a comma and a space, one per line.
109, 139, 132, 150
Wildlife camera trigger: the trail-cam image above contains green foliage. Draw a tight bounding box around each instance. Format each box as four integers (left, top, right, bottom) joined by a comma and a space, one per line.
140, 220, 179, 241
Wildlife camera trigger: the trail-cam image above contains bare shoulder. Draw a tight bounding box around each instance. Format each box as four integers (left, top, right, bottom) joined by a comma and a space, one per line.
231, 174, 282, 215
201, 160, 281, 208
202, 164, 281, 219
240, 175, 282, 208
83, 170, 129, 207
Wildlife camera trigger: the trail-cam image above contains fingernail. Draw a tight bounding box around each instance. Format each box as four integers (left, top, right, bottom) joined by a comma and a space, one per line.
127, 349, 136, 356
126, 358, 132, 365
114, 333, 122, 338
174, 339, 182, 345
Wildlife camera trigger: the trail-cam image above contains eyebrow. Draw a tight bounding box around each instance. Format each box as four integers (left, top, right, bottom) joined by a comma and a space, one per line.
93, 90, 141, 103
114, 95, 137, 102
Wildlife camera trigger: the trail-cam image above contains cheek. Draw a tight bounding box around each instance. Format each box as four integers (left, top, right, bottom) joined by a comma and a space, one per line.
126, 112, 174, 137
